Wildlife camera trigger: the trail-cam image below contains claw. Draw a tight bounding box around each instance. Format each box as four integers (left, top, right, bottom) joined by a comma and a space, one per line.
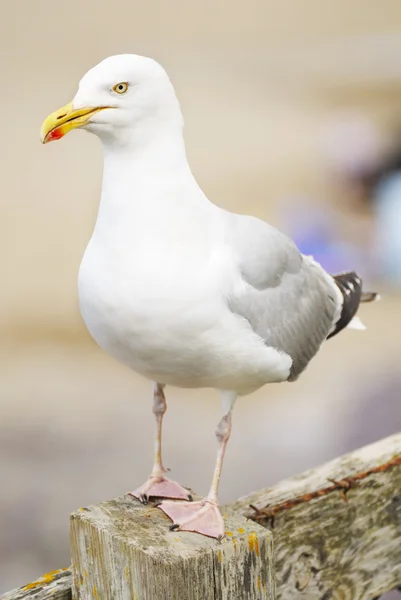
130, 476, 192, 502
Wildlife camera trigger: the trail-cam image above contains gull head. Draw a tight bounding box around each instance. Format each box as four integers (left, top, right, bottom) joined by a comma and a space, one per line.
40, 54, 181, 145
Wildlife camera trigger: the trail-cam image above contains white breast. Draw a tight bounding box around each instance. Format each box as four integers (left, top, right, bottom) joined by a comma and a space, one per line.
78, 227, 224, 381
78, 231, 290, 392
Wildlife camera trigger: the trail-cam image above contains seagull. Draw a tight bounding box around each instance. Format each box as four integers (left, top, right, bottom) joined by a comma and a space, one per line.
40, 54, 378, 539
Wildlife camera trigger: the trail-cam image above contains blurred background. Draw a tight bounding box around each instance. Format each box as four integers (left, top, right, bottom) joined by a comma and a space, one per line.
1, 0, 401, 594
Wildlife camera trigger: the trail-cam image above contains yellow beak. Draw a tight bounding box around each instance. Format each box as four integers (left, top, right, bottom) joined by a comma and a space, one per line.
40, 101, 108, 144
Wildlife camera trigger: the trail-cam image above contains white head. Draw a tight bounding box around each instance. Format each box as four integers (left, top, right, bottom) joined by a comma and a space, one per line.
40, 54, 183, 147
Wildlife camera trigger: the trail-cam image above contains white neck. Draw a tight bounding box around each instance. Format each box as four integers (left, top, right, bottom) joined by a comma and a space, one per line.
92, 117, 214, 245
102, 119, 188, 179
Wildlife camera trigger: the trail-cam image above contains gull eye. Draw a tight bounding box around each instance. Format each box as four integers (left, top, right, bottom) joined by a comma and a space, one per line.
112, 82, 129, 94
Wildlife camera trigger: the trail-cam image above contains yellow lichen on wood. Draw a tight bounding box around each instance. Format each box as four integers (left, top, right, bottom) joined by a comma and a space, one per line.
248, 532, 260, 556
1, 565, 72, 599
23, 569, 62, 590
70, 495, 274, 599
4, 435, 401, 600
233, 433, 401, 600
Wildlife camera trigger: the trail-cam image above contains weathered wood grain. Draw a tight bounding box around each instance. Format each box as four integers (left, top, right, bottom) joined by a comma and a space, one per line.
233, 433, 401, 600
4, 434, 401, 599
0, 568, 72, 600
70, 495, 275, 600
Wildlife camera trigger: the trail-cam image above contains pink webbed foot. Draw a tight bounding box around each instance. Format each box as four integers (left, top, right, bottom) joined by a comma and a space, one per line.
130, 476, 192, 504
159, 498, 225, 539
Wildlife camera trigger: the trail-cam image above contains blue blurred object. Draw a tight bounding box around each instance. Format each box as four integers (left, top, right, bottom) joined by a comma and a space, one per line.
281, 198, 364, 275
373, 172, 401, 285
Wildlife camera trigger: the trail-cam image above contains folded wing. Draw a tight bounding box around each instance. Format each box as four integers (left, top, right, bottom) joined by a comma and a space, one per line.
226, 214, 342, 381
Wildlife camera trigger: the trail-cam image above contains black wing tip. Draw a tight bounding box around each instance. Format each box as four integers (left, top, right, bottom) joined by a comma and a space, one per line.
332, 270, 361, 287
327, 271, 363, 340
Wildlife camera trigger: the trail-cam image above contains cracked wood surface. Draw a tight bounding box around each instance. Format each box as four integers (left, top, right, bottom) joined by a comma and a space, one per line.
233, 433, 401, 600
0, 568, 72, 600
70, 496, 274, 600
3, 434, 401, 599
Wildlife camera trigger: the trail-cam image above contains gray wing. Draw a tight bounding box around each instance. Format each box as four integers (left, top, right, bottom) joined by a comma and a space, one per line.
226, 214, 340, 381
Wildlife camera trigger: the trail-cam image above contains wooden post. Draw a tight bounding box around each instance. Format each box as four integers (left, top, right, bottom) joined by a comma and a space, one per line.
0, 568, 71, 600
233, 433, 401, 599
4, 434, 401, 599
70, 495, 275, 600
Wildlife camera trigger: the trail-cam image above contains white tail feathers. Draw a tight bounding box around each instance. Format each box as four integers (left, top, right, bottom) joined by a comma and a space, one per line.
347, 316, 366, 331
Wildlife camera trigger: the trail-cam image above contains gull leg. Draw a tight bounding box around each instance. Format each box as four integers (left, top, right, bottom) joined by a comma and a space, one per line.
131, 383, 192, 503
159, 391, 237, 539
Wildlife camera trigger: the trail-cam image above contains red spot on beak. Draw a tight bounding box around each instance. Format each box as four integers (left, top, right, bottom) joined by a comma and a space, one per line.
47, 127, 64, 142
